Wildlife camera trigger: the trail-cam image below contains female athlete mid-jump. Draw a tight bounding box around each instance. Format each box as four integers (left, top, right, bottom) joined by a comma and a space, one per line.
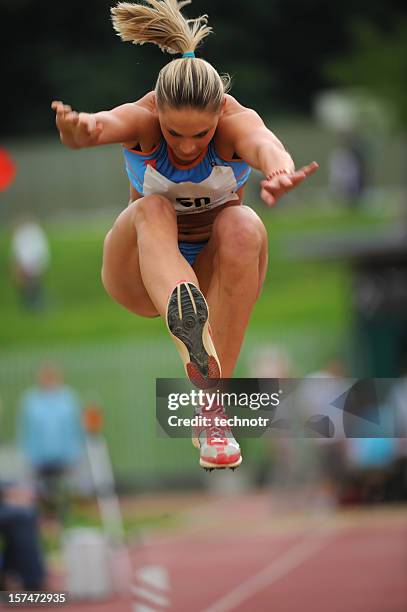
52, 0, 318, 470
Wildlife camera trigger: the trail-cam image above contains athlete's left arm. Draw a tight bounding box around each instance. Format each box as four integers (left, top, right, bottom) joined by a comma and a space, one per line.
232, 110, 318, 207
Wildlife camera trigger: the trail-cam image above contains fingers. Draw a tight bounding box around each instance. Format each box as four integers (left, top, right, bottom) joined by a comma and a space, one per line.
78, 113, 102, 136
287, 172, 306, 187
75, 112, 90, 136
75, 113, 103, 139
298, 161, 319, 176
279, 175, 294, 189
288, 161, 319, 186
51, 101, 73, 116
52, 100, 81, 133
54, 109, 92, 135
260, 161, 319, 207
51, 101, 103, 145
261, 161, 319, 189
259, 172, 306, 206
65, 111, 79, 126
260, 187, 276, 207
261, 175, 295, 192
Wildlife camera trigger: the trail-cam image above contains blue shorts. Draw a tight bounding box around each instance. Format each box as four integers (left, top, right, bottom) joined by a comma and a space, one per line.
178, 240, 209, 266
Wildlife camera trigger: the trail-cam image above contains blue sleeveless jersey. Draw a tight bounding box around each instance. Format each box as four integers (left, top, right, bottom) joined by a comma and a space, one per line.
123, 139, 251, 216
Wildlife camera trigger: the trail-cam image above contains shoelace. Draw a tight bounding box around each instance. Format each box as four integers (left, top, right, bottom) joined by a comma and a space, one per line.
201, 404, 231, 444
207, 425, 228, 444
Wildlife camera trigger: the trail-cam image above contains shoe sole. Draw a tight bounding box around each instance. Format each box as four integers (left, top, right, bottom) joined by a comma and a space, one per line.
166, 282, 221, 389
200, 455, 243, 469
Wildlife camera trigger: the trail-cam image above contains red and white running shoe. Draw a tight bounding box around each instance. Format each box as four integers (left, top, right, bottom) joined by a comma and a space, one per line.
166, 282, 221, 389
192, 403, 242, 471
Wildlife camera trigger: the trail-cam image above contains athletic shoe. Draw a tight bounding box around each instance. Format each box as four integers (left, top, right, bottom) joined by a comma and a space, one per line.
192, 403, 242, 470
166, 282, 221, 389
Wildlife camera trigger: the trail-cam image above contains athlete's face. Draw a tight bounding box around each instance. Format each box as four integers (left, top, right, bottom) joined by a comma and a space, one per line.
158, 105, 223, 164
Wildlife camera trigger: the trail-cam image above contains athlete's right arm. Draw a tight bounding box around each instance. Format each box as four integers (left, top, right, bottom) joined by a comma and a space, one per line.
51, 100, 149, 149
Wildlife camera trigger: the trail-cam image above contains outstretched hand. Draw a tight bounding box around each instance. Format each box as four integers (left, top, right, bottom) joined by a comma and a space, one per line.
260, 161, 319, 207
51, 100, 103, 147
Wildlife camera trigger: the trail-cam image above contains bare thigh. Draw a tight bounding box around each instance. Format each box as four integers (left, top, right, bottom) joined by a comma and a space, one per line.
102, 201, 159, 318
193, 205, 269, 299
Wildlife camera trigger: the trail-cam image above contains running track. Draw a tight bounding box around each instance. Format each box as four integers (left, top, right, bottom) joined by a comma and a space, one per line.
5, 493, 406, 612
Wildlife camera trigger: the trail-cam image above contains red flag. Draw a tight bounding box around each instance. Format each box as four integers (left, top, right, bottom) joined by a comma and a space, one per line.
0, 148, 17, 191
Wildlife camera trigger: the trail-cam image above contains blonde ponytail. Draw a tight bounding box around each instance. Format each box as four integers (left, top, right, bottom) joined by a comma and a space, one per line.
111, 0, 211, 55
111, 0, 230, 111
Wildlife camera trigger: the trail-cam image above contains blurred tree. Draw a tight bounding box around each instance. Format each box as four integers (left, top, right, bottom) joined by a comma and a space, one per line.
327, 20, 407, 127
326, 18, 407, 212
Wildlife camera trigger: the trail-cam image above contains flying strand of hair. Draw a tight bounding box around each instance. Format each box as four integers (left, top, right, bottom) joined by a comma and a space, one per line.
111, 0, 213, 55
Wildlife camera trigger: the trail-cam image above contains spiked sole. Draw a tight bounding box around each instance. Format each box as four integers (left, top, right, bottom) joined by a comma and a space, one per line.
203, 467, 240, 472
200, 456, 243, 470
166, 282, 221, 389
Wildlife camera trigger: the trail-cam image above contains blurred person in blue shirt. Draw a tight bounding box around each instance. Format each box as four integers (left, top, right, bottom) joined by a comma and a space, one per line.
17, 364, 85, 520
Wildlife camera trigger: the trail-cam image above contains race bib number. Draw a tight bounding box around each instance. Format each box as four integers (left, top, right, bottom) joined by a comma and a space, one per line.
143, 165, 240, 215
175, 197, 211, 210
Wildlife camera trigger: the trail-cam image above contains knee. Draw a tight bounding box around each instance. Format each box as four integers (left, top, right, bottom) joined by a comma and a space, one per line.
101, 275, 159, 318
100, 256, 159, 318
132, 194, 176, 227
133, 306, 160, 319
214, 209, 265, 262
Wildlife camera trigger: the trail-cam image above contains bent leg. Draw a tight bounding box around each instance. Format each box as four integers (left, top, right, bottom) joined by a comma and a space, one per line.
102, 195, 198, 318
102, 201, 159, 317
133, 195, 199, 314
193, 205, 268, 377
102, 196, 222, 384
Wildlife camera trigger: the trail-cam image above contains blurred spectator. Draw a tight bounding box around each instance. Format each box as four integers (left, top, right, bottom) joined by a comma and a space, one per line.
298, 358, 349, 509
248, 345, 300, 496
10, 217, 50, 312
387, 371, 407, 500
329, 131, 368, 209
0, 483, 46, 592
341, 380, 399, 505
17, 364, 85, 521
249, 345, 294, 379
343, 437, 398, 504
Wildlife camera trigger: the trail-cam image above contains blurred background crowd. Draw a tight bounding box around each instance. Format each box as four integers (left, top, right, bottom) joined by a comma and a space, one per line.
1, 0, 406, 607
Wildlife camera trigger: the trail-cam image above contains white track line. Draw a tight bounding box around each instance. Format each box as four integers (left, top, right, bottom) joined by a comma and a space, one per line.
132, 585, 170, 608
203, 525, 337, 612
133, 564, 171, 610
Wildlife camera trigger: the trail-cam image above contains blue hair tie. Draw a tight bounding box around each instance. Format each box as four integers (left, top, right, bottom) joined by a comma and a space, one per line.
182, 51, 195, 58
